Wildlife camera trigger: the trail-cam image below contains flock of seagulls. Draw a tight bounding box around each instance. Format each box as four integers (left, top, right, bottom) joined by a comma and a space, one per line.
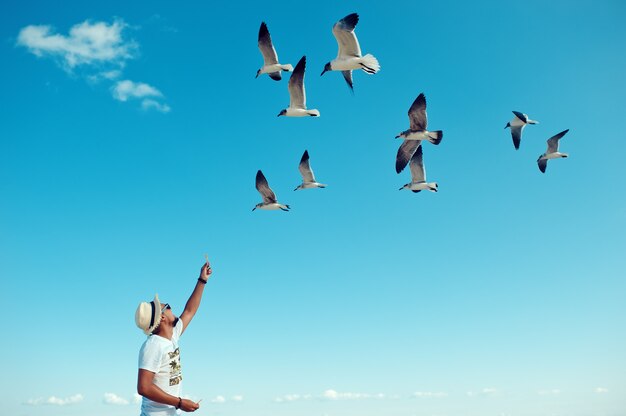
253, 12, 571, 211
504, 111, 570, 172
253, 150, 325, 211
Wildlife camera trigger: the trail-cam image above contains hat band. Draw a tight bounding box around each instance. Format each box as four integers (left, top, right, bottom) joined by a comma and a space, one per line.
149, 301, 156, 329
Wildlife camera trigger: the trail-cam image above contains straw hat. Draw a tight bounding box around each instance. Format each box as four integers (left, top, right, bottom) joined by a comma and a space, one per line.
135, 294, 162, 335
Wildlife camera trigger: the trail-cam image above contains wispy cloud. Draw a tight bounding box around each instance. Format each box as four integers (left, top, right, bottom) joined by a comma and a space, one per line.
274, 394, 313, 403
275, 389, 385, 402
112, 80, 162, 101
594, 387, 608, 394
87, 69, 122, 83
206, 395, 243, 403
25, 394, 84, 406
103, 393, 129, 405
412, 391, 448, 398
141, 98, 171, 113
322, 389, 385, 400
467, 388, 498, 397
17, 19, 169, 112
111, 80, 170, 113
17, 20, 135, 70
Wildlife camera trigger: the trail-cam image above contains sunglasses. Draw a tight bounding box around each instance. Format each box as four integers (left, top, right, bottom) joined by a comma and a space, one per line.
161, 303, 171, 314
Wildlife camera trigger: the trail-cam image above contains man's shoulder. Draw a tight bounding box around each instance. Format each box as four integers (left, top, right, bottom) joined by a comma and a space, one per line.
140, 335, 168, 352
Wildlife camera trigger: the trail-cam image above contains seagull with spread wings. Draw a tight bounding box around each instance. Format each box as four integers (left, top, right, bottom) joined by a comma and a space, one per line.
537, 129, 570, 173
277, 56, 320, 117
395, 93, 443, 173
320, 13, 380, 91
256, 22, 293, 81
505, 111, 539, 150
399, 146, 438, 193
253, 170, 290, 211
294, 150, 326, 190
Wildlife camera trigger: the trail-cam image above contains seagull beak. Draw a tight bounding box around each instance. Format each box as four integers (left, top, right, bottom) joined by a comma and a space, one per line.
320, 68, 327, 76
395, 135, 400, 139
252, 206, 256, 211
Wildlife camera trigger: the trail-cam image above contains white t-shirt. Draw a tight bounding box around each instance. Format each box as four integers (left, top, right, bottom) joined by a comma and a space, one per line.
138, 318, 185, 416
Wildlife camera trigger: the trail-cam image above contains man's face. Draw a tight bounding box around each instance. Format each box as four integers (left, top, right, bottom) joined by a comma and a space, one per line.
160, 303, 175, 323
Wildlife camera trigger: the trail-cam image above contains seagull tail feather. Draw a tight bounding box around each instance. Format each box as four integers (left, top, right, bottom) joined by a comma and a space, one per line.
427, 130, 443, 145
359, 54, 380, 74
281, 64, 294, 72
428, 182, 439, 192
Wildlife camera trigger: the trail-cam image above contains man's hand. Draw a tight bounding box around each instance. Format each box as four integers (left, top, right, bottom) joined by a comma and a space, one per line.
179, 398, 200, 412
199, 261, 212, 282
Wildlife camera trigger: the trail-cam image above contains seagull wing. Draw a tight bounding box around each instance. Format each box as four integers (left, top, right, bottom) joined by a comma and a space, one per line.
510, 125, 524, 150
395, 140, 421, 174
298, 150, 316, 182
512, 110, 528, 123
256, 170, 277, 204
408, 93, 428, 130
409, 145, 426, 183
288, 56, 307, 109
332, 13, 362, 58
537, 158, 548, 173
258, 22, 279, 65
547, 129, 569, 153
342, 70, 354, 92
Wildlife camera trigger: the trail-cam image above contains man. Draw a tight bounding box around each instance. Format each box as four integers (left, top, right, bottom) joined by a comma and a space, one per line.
135, 261, 212, 415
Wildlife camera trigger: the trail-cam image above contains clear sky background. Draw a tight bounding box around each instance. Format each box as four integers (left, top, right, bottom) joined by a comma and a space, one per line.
1, 0, 625, 415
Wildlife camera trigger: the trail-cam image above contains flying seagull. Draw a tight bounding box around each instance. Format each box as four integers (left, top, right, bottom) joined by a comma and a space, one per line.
294, 150, 327, 190
399, 145, 438, 193
277, 56, 320, 117
320, 13, 380, 91
537, 129, 569, 173
505, 111, 539, 150
253, 170, 290, 211
395, 93, 443, 173
256, 22, 293, 81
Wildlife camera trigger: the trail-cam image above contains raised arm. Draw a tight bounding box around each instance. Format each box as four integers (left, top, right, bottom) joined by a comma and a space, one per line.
179, 261, 212, 334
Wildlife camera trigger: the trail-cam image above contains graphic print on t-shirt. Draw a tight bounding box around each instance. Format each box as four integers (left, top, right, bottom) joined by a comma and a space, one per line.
168, 347, 183, 386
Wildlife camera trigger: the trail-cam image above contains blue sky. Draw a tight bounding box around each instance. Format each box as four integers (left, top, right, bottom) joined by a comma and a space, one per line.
1, 0, 625, 415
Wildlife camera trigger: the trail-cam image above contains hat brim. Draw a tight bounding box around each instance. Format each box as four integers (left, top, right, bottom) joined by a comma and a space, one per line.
144, 294, 162, 335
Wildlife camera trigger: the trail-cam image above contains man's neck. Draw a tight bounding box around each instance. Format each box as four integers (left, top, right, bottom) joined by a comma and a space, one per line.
154, 324, 173, 340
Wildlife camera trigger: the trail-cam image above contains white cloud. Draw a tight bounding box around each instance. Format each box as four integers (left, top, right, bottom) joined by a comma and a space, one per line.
17, 19, 170, 113
103, 393, 129, 405
412, 391, 448, 398
17, 20, 135, 69
87, 69, 122, 83
276, 390, 386, 403
231, 395, 244, 402
467, 388, 498, 397
322, 389, 384, 400
141, 98, 171, 113
111, 81, 170, 112
25, 394, 84, 406
112, 80, 162, 102
594, 387, 608, 394
275, 394, 311, 403
211, 395, 226, 404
